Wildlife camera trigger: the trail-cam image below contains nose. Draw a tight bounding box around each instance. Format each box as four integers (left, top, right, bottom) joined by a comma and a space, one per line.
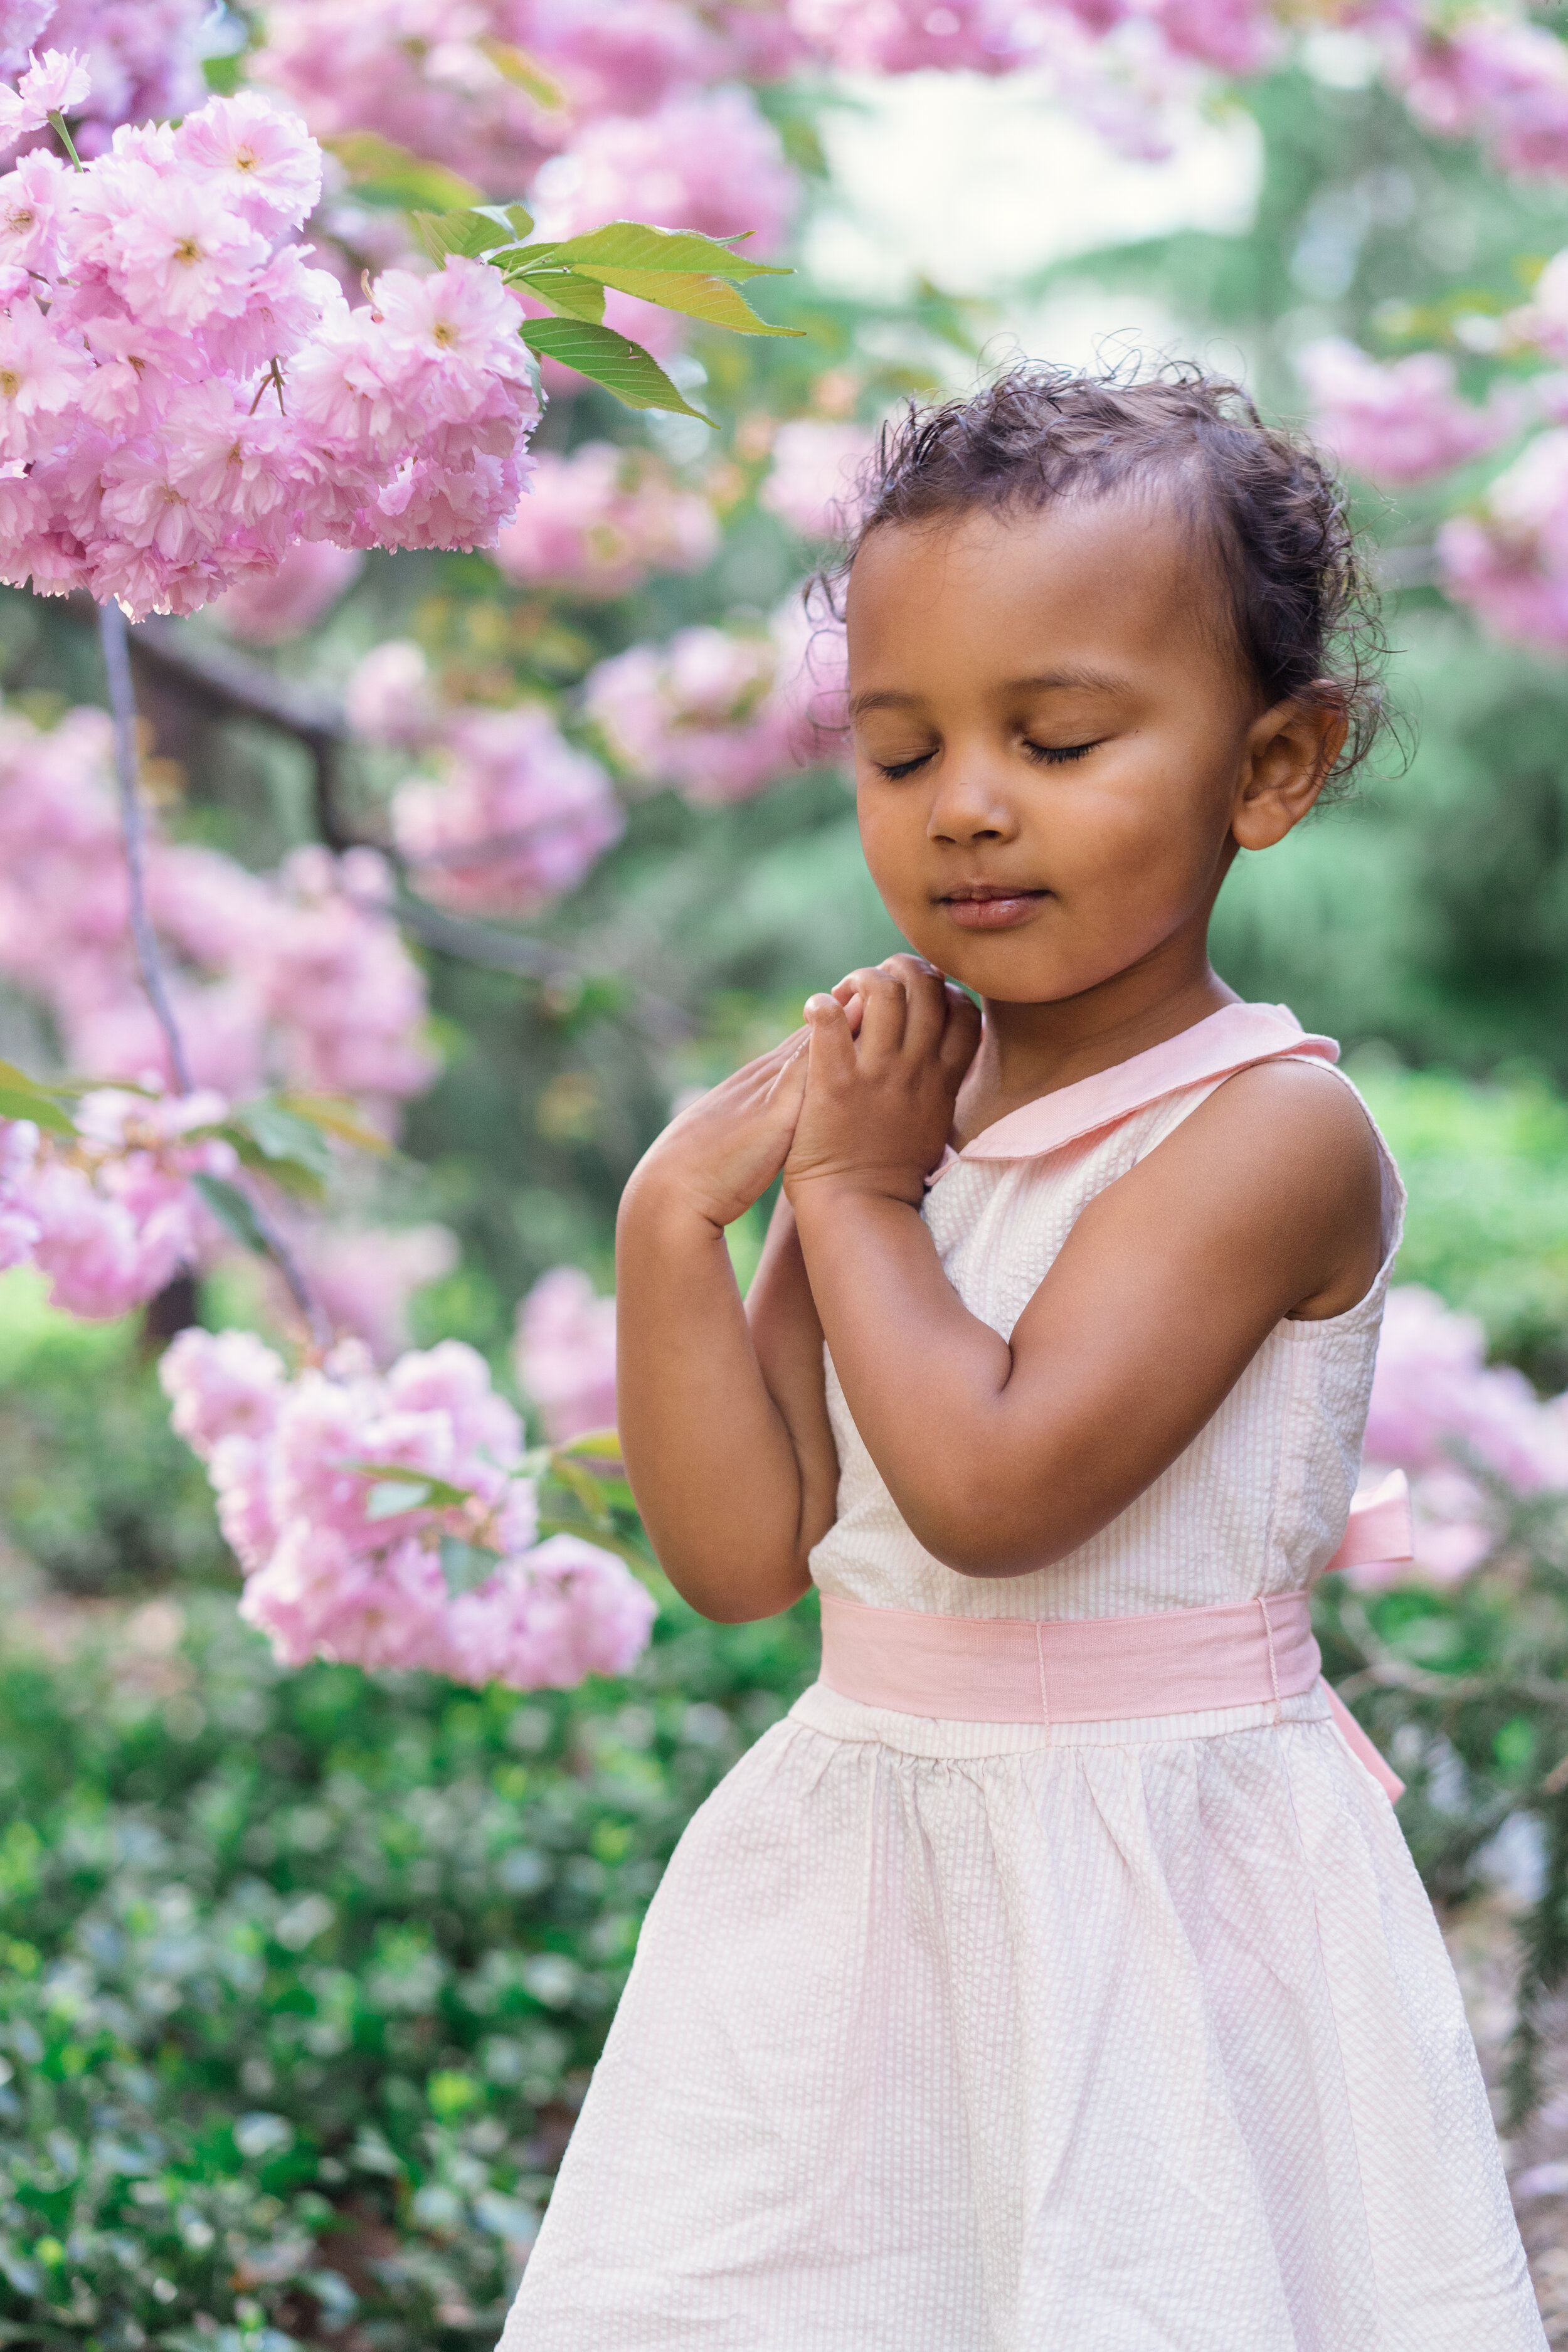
925, 751, 1021, 847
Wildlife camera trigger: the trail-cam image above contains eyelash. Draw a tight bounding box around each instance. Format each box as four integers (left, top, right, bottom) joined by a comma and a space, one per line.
874, 740, 1098, 780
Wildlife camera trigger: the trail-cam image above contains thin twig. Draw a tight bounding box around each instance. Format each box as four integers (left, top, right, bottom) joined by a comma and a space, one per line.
98, 602, 332, 1353
100, 601, 194, 1098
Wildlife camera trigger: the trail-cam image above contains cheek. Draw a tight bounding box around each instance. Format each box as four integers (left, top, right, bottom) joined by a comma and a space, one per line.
855, 783, 926, 897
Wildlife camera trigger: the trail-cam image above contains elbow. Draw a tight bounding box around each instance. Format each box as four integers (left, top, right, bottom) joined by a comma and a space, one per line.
899, 1480, 1087, 1582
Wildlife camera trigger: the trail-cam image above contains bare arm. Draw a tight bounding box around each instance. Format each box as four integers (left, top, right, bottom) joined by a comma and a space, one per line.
784, 961, 1384, 1579
614, 1035, 841, 1622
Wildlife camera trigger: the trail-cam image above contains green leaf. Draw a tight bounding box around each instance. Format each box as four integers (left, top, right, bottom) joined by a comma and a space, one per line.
349, 1462, 474, 1513
519, 271, 607, 325
191, 1173, 271, 1258
0, 1086, 75, 1138
322, 132, 484, 213
574, 266, 800, 336
229, 1101, 334, 1182
517, 319, 713, 420
476, 37, 565, 108
410, 203, 534, 266
274, 1093, 391, 1156
552, 1428, 622, 1463
365, 1480, 436, 1523
543, 221, 791, 282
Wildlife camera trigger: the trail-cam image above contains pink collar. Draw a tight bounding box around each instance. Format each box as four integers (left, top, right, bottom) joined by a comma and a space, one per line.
931, 1001, 1338, 1178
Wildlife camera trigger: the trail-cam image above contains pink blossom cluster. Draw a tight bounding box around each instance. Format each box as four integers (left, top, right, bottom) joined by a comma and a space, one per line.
1296, 337, 1520, 486
759, 417, 876, 541
0, 694, 437, 1121
1376, 9, 1568, 181
347, 639, 625, 918
212, 538, 365, 645
1437, 427, 1568, 650
583, 596, 847, 804
393, 703, 625, 918
493, 441, 718, 599
1355, 1285, 1568, 1586
515, 1264, 617, 1442
0, 71, 540, 620
160, 1324, 655, 1689
0, 1087, 234, 1318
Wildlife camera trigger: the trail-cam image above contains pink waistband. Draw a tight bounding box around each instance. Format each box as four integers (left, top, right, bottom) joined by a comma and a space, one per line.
818, 1589, 1404, 1802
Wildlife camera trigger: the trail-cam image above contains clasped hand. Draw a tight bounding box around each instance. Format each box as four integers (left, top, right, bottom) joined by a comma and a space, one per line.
630, 954, 980, 1232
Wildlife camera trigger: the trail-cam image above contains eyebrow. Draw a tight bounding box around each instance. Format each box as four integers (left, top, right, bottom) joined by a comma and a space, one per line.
849, 666, 1131, 718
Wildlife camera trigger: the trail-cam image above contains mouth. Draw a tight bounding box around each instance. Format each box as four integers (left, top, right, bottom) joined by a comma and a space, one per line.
937, 883, 1049, 932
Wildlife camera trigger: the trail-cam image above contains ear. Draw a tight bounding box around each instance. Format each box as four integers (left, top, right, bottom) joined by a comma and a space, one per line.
1231, 690, 1348, 852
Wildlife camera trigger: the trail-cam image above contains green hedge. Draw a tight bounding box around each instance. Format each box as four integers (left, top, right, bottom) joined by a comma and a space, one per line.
0, 1595, 818, 2352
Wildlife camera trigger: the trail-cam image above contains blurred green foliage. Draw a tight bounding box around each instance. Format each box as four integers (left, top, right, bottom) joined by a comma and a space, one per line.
0, 1593, 818, 2352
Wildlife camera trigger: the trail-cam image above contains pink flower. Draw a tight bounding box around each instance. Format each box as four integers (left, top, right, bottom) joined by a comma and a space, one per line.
111, 181, 272, 329
1438, 428, 1568, 649
585, 608, 826, 805
1383, 13, 1568, 179
160, 1323, 288, 1458
492, 441, 718, 599
0, 297, 93, 461
212, 537, 363, 644
174, 90, 322, 233
0, 146, 68, 273
787, 0, 1021, 74
0, 45, 87, 149
0, 1113, 41, 1268
445, 1537, 655, 1690
345, 638, 438, 747
393, 702, 623, 918
1365, 1285, 1568, 1500
1297, 338, 1518, 486
535, 85, 797, 253
515, 1265, 617, 1444
0, 5, 55, 77
760, 418, 876, 540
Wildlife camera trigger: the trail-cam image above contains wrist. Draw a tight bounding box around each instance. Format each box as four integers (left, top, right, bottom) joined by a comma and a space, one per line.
618, 1162, 732, 1246
785, 1168, 923, 1220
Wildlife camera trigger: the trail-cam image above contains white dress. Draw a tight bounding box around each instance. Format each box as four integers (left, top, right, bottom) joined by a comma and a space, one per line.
500, 1002, 1544, 2352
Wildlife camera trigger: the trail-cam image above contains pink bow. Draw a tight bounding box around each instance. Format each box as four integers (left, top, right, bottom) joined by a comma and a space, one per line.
1321, 1471, 1413, 1802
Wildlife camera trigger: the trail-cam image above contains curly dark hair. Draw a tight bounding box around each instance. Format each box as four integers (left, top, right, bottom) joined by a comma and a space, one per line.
822, 361, 1391, 792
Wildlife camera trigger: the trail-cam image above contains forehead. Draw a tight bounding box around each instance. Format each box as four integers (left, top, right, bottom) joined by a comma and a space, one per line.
844, 489, 1224, 680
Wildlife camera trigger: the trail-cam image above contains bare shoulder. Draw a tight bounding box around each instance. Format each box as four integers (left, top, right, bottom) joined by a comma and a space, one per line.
1199, 1058, 1381, 1185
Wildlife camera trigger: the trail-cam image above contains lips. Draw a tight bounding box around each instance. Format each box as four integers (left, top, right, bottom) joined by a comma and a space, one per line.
938, 884, 1047, 931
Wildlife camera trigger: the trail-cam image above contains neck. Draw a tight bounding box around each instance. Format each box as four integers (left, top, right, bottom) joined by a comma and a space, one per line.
958, 934, 1239, 1140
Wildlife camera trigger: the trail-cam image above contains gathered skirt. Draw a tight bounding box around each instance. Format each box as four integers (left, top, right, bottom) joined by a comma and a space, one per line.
499, 1682, 1544, 2351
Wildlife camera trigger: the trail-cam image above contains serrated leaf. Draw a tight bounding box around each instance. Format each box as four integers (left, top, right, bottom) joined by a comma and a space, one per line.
517, 318, 713, 420
410, 204, 534, 266
545, 221, 790, 281
322, 132, 484, 213
275, 1093, 392, 1156
0, 1085, 75, 1138
519, 271, 607, 325
191, 1172, 271, 1257
477, 36, 565, 107
575, 265, 800, 336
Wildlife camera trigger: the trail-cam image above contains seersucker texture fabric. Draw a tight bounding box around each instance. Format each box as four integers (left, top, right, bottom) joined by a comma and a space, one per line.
500, 1002, 1545, 2351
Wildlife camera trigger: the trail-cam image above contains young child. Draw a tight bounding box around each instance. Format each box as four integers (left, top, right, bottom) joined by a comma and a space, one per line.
501, 368, 1545, 2349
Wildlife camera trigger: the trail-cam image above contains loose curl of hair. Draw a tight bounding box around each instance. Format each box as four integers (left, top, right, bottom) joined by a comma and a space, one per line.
820, 361, 1392, 794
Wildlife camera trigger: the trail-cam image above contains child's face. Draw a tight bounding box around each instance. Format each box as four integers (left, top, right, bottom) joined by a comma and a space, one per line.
845, 493, 1316, 1006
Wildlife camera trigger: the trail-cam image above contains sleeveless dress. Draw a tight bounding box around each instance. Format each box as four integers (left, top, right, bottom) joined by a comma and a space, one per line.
500, 1001, 1544, 2352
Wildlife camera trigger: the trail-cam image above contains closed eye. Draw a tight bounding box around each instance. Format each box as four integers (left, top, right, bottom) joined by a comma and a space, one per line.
1025, 740, 1098, 765
874, 750, 936, 780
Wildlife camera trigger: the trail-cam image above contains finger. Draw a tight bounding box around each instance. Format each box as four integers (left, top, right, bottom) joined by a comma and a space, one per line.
763, 1036, 810, 1121
802, 992, 860, 1084
847, 966, 907, 1058
882, 954, 948, 1059
937, 985, 983, 1081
